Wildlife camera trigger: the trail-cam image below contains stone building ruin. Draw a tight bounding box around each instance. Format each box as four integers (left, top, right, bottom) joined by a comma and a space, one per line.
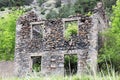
15, 2, 108, 77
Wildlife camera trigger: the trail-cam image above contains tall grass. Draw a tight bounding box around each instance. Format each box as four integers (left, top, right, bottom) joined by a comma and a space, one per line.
0, 69, 120, 80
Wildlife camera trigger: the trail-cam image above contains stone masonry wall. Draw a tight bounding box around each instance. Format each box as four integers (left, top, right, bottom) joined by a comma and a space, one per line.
15, 12, 97, 77
15, 11, 40, 77
15, 3, 108, 76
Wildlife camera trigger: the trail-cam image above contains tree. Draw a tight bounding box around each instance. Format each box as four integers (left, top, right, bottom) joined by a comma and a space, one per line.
74, 0, 98, 14
0, 0, 33, 8
102, 0, 117, 12
46, 3, 75, 19
58, 4, 75, 18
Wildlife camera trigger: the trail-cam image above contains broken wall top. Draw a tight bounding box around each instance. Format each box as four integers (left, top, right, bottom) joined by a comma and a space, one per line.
16, 11, 93, 53
16, 2, 108, 53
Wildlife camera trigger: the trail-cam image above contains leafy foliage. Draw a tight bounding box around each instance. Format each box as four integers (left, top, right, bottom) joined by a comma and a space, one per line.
0, 0, 33, 8
46, 3, 75, 19
74, 0, 98, 14
55, 0, 61, 8
58, 4, 75, 18
0, 7, 5, 11
64, 22, 78, 40
98, 0, 120, 72
0, 10, 24, 60
103, 0, 117, 12
46, 10, 59, 19
38, 0, 45, 6
46, 0, 117, 19
74, 0, 117, 14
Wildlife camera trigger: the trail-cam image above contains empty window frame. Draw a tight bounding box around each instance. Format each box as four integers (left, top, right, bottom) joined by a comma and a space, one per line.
31, 56, 42, 72
64, 54, 78, 75
30, 22, 44, 39
63, 18, 79, 39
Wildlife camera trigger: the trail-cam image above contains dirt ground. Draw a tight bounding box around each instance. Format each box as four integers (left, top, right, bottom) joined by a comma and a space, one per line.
0, 61, 14, 77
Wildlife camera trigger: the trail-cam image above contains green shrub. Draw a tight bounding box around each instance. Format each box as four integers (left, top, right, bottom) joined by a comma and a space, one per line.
38, 0, 45, 6
0, 7, 5, 11
8, 7, 12, 10
74, 0, 97, 14
46, 10, 59, 19
41, 9, 46, 15
11, 7, 17, 11
64, 22, 78, 40
0, 10, 24, 61
59, 4, 75, 18
98, 0, 120, 73
55, 0, 61, 8
0, 0, 33, 8
46, 4, 75, 19
103, 0, 117, 12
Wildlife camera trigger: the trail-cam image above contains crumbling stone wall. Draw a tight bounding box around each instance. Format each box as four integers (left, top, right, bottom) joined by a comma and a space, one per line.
15, 2, 108, 77
93, 2, 109, 50
15, 12, 40, 76
15, 12, 97, 77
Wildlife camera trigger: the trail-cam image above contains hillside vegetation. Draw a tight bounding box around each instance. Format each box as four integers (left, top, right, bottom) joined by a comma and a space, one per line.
0, 0, 33, 7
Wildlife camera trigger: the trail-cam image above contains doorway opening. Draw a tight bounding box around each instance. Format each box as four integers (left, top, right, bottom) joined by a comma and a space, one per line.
31, 56, 41, 72
64, 54, 78, 75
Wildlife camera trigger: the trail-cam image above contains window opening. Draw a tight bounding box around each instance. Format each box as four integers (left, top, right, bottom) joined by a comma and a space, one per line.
64, 54, 78, 75
31, 56, 42, 72
31, 22, 44, 39
64, 21, 78, 40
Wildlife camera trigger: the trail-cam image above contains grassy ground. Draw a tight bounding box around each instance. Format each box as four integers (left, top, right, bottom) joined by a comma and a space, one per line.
0, 73, 120, 80
0, 76, 120, 80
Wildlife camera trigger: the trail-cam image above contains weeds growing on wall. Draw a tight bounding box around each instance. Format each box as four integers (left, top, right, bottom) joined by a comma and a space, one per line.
64, 22, 78, 40
0, 10, 24, 60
